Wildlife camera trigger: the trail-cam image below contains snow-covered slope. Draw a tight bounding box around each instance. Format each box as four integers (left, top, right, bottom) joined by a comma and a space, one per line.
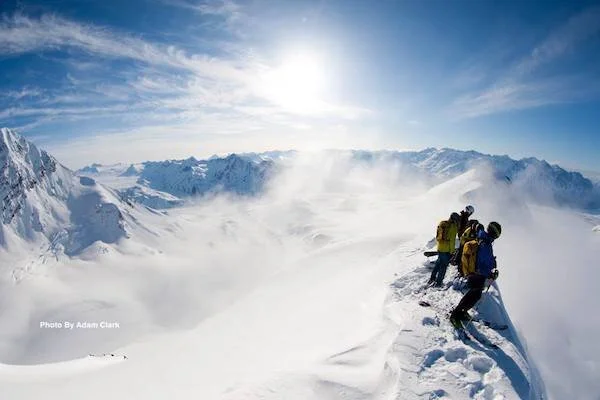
78, 156, 275, 204
77, 148, 599, 212
120, 164, 142, 177
349, 148, 599, 210
0, 164, 551, 399
118, 185, 184, 209
1, 137, 599, 399
78, 164, 101, 174
389, 266, 538, 398
76, 163, 131, 177
96, 148, 600, 210
0, 128, 133, 255
238, 150, 298, 163
137, 154, 274, 198
75, 163, 139, 190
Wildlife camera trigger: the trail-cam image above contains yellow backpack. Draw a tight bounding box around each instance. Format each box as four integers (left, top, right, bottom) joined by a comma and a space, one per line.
436, 220, 451, 241
461, 239, 479, 276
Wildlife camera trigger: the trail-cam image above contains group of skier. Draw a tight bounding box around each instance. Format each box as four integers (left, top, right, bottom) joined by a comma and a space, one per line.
427, 205, 502, 328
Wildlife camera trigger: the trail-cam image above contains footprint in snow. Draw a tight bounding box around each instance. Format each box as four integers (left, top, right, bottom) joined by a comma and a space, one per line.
422, 316, 439, 326
467, 355, 494, 374
444, 347, 468, 362
428, 389, 448, 399
422, 349, 444, 368
467, 381, 498, 399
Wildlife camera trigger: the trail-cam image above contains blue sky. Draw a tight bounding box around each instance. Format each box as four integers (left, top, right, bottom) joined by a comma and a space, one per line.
0, 0, 599, 170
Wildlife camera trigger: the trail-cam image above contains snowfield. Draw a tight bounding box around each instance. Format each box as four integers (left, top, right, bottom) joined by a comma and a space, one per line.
0, 129, 599, 399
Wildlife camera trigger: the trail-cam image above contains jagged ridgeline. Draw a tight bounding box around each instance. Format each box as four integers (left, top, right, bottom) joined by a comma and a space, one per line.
3, 127, 599, 253
349, 148, 599, 210
0, 128, 127, 253
136, 154, 276, 197
79, 148, 599, 211
1, 128, 58, 225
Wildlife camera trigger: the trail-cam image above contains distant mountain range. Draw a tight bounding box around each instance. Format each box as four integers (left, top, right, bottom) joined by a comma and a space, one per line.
348, 148, 599, 209
137, 154, 274, 198
77, 147, 600, 211
1, 127, 598, 255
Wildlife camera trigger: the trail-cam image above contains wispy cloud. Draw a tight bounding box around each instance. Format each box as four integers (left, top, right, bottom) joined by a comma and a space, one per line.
163, 0, 242, 19
450, 6, 600, 119
0, 13, 252, 89
0, 11, 367, 138
514, 6, 600, 77
0, 103, 142, 120
2, 87, 44, 100
159, 0, 247, 36
452, 77, 600, 119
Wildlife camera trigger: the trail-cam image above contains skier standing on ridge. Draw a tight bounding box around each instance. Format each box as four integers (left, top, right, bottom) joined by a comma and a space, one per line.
450, 222, 501, 326
428, 212, 460, 287
449, 205, 475, 267
457, 205, 475, 237
453, 219, 484, 276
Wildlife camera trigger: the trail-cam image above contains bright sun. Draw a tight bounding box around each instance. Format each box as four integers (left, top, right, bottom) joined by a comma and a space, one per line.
261, 52, 326, 113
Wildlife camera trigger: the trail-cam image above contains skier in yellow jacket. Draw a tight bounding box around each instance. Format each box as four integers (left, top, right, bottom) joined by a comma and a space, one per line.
453, 219, 484, 276
428, 212, 460, 287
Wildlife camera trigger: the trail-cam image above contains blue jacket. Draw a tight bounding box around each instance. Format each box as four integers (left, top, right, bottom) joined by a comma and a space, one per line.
476, 230, 496, 276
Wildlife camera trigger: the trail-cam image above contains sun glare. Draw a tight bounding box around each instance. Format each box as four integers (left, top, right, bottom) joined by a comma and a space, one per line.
261, 52, 326, 113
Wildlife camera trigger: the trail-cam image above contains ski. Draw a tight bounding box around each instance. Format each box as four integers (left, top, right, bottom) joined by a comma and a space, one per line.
418, 300, 508, 331
423, 251, 438, 257
462, 325, 500, 349
450, 318, 499, 349
450, 319, 470, 342
416, 299, 499, 348
472, 320, 508, 331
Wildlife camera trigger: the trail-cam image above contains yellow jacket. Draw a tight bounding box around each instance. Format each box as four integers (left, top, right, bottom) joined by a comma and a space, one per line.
436, 219, 458, 253
460, 224, 479, 248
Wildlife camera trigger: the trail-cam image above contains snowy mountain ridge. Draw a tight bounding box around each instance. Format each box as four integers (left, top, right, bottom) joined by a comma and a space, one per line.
366, 147, 599, 209
137, 154, 275, 198
79, 147, 600, 211
0, 128, 131, 255
1, 127, 58, 226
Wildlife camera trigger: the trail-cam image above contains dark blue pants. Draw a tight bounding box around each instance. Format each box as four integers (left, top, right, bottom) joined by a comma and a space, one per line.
429, 252, 451, 285
454, 274, 487, 314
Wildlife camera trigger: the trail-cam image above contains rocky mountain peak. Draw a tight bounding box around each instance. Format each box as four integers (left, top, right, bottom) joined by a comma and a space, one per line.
0, 128, 58, 224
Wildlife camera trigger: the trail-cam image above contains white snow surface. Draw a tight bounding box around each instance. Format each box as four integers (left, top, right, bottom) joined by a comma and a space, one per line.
118, 185, 184, 209
1, 131, 599, 399
137, 154, 273, 198
76, 163, 140, 189
0, 128, 138, 257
